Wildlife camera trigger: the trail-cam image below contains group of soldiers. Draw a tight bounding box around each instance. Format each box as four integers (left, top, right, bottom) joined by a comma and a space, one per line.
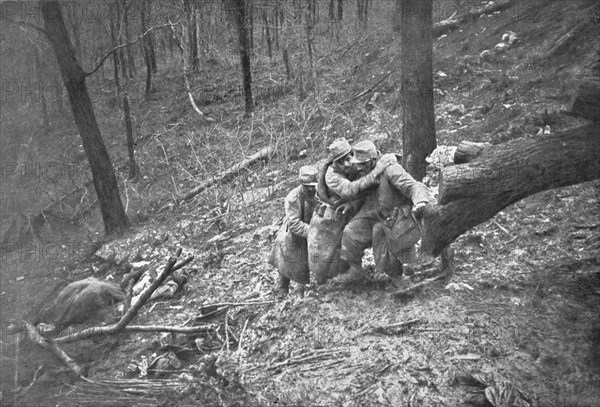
268, 138, 431, 296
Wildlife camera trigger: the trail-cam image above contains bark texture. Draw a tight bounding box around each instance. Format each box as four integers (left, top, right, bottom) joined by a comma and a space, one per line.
421, 125, 600, 255
42, 1, 129, 235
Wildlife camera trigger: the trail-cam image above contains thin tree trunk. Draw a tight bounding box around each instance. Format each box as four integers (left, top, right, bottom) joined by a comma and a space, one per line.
273, 6, 279, 50
263, 10, 272, 59
41, 1, 129, 235
147, 0, 157, 73
116, 1, 128, 81
54, 74, 66, 119
140, 0, 152, 96
34, 49, 49, 135
226, 0, 253, 114
306, 0, 318, 95
247, 1, 254, 51
400, 0, 436, 181
124, 3, 136, 78
188, 0, 199, 72
329, 0, 336, 21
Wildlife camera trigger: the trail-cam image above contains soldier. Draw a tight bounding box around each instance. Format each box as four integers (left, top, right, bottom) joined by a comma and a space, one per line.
308, 138, 395, 284
336, 140, 431, 284
269, 165, 319, 297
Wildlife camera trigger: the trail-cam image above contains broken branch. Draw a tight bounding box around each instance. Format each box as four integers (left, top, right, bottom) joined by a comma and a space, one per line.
179, 146, 275, 203
22, 321, 82, 376
392, 275, 447, 300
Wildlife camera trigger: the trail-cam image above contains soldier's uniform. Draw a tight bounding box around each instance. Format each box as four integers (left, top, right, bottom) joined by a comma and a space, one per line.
269, 166, 319, 294
338, 141, 431, 281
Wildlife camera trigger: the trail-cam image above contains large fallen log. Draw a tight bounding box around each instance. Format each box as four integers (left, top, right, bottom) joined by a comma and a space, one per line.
565, 81, 600, 122
179, 145, 275, 203
433, 0, 515, 38
453, 141, 492, 164
421, 124, 600, 256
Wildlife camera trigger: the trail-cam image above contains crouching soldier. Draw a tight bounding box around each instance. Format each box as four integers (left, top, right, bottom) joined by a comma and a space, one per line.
268, 165, 319, 297
337, 140, 431, 284
309, 138, 396, 284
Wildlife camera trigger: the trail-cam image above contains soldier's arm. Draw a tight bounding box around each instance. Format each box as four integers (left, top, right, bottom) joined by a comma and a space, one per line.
384, 164, 431, 205
285, 190, 309, 238
325, 168, 379, 201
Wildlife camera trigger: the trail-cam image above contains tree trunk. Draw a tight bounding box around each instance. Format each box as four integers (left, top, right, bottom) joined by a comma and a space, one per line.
453, 141, 491, 164
41, 1, 129, 235
111, 2, 139, 180
329, 0, 335, 21
187, 0, 199, 72
147, 0, 157, 73
391, 0, 401, 32
225, 0, 253, 114
124, 3, 137, 78
115, 1, 128, 81
306, 0, 318, 95
400, 0, 436, 181
421, 124, 600, 256
123, 95, 138, 180
54, 74, 66, 119
34, 48, 49, 136
357, 0, 368, 29
247, 1, 254, 51
263, 10, 272, 59
567, 81, 600, 122
338, 0, 344, 21
140, 0, 152, 96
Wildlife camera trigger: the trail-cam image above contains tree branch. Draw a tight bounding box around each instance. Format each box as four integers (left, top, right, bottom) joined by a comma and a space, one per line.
22, 321, 83, 376
49, 251, 195, 343
84, 22, 177, 77
3, 18, 48, 37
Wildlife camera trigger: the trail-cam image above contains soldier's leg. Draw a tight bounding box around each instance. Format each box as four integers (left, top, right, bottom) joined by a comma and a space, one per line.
278, 273, 290, 293
337, 216, 376, 283
372, 222, 404, 277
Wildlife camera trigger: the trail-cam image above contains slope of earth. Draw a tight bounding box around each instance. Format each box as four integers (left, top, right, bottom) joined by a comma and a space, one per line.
1, 0, 599, 406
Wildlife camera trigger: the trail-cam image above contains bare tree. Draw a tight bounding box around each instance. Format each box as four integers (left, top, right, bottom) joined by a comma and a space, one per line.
224, 0, 254, 114
41, 1, 129, 235
399, 0, 436, 181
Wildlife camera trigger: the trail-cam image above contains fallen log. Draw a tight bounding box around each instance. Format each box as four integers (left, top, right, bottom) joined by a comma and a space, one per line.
453, 141, 492, 164
179, 145, 275, 203
421, 124, 600, 256
565, 81, 600, 122
433, 0, 515, 38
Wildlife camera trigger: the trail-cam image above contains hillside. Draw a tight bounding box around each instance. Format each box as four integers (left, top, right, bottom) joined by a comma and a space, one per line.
1, 0, 599, 406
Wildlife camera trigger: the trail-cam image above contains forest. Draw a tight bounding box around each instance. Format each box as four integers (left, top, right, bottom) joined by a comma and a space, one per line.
0, 0, 599, 406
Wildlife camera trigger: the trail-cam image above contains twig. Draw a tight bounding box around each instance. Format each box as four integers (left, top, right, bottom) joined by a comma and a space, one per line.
492, 219, 510, 235
201, 300, 275, 309
85, 22, 176, 77
120, 324, 217, 334
184, 75, 205, 119
342, 71, 392, 104
179, 146, 275, 203
238, 318, 249, 352
353, 318, 421, 339
392, 274, 447, 300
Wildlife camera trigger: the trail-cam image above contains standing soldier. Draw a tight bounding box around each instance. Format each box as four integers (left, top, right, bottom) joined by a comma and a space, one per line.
269, 165, 319, 297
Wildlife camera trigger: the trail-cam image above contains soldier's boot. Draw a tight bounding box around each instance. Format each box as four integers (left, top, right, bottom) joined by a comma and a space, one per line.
334, 263, 367, 284
275, 274, 290, 299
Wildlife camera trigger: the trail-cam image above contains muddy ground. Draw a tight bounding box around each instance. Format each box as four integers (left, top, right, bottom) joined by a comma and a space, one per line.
1, 0, 599, 406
